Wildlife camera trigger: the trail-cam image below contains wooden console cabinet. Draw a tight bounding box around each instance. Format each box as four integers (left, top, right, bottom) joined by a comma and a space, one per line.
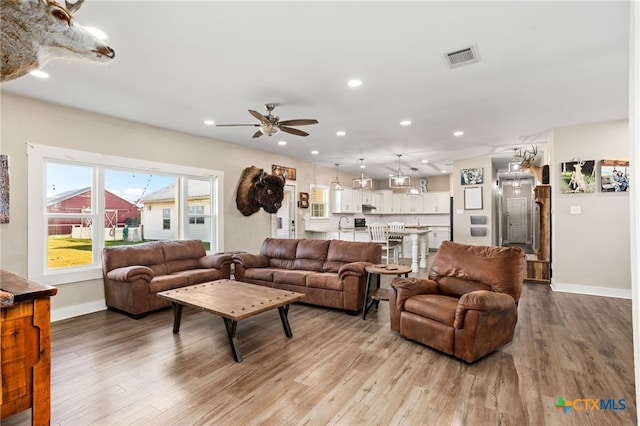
0, 270, 57, 425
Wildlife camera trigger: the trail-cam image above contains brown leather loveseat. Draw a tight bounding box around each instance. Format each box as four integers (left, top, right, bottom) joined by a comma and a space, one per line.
102, 240, 233, 318
389, 241, 526, 362
233, 238, 381, 313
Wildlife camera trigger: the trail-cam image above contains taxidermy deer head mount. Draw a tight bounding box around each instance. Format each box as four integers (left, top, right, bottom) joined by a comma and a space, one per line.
0, 0, 115, 83
515, 145, 549, 185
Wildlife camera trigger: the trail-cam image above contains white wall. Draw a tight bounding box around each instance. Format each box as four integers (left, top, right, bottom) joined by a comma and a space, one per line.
0, 93, 337, 319
550, 120, 630, 296
452, 156, 494, 245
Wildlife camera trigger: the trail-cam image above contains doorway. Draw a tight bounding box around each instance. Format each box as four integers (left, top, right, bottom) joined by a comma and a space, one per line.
272, 183, 297, 239
499, 178, 534, 253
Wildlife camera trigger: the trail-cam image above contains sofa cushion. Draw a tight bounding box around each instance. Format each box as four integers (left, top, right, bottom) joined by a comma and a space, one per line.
293, 239, 330, 272
437, 276, 492, 299
102, 241, 168, 276
171, 268, 225, 285
323, 240, 381, 272
160, 240, 206, 273
306, 272, 343, 291
261, 238, 298, 270
245, 267, 278, 282
148, 274, 190, 293
273, 270, 314, 287
404, 294, 459, 326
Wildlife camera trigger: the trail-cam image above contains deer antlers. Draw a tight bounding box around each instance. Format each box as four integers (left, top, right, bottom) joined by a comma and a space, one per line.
515, 145, 538, 167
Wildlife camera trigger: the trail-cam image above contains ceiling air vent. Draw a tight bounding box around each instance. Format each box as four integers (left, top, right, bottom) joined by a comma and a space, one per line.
445, 45, 480, 68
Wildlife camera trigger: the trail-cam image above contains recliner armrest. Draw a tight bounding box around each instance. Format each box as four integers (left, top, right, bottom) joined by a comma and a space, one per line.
106, 265, 154, 283
391, 277, 439, 311
232, 253, 269, 268
198, 253, 233, 269
338, 261, 371, 279
454, 290, 516, 329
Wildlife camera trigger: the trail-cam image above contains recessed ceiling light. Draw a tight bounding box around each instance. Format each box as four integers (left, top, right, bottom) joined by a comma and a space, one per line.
441, 170, 447, 173
347, 79, 362, 88
421, 159, 429, 163
311, 150, 319, 155
453, 130, 464, 137
400, 120, 412, 126
203, 120, 215, 126
278, 140, 287, 146
336, 131, 346, 136
85, 26, 108, 40
29, 70, 49, 79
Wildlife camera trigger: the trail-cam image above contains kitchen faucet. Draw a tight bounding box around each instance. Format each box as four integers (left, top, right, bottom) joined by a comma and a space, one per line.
338, 216, 349, 231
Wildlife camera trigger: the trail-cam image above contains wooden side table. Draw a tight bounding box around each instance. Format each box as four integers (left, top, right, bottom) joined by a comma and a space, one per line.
362, 264, 411, 319
0, 270, 57, 426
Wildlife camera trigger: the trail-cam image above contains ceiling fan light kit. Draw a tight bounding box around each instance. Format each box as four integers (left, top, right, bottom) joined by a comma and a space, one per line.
389, 154, 411, 189
217, 103, 318, 139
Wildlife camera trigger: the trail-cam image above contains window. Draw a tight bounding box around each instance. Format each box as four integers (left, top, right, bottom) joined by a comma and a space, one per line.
188, 205, 205, 224
309, 185, 329, 219
28, 144, 224, 285
162, 208, 171, 229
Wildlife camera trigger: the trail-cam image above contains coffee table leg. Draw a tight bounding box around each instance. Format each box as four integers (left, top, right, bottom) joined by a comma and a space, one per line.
171, 302, 183, 334
223, 318, 242, 362
278, 305, 293, 338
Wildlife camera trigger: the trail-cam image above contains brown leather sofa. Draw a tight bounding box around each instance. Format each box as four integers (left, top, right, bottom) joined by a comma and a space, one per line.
233, 238, 381, 313
102, 240, 232, 318
389, 241, 526, 362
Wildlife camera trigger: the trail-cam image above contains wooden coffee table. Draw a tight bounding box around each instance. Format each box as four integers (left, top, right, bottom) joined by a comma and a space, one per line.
157, 279, 304, 362
362, 264, 412, 319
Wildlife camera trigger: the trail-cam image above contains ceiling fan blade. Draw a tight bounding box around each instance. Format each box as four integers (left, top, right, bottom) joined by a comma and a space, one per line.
252, 130, 264, 138
279, 119, 318, 126
215, 124, 259, 127
279, 126, 309, 137
249, 110, 269, 124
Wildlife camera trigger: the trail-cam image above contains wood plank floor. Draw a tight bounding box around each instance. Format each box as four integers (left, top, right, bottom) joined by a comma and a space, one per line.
3, 275, 636, 425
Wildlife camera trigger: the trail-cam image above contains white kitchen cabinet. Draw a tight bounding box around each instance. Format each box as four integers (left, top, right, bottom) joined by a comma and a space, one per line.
331, 188, 355, 213
371, 192, 383, 213
361, 191, 373, 205
377, 190, 394, 214
353, 190, 363, 213
423, 191, 450, 214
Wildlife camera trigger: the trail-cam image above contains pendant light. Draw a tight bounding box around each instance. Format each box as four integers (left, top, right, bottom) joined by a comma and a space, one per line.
352, 158, 372, 190
406, 168, 423, 196
331, 163, 344, 191
389, 154, 411, 188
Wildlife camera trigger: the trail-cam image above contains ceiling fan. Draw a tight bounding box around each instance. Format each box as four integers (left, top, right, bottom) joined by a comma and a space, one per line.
216, 103, 319, 138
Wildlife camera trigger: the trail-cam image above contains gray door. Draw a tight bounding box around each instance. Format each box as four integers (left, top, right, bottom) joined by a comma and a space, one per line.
507, 198, 527, 243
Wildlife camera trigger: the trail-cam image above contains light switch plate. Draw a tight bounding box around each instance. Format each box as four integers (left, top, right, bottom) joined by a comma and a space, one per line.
457, 209, 464, 215
570, 206, 581, 215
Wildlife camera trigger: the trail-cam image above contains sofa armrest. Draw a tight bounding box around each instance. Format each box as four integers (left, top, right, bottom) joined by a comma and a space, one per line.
338, 261, 371, 279
232, 253, 269, 268
106, 265, 154, 283
453, 290, 516, 329
390, 277, 439, 311
198, 253, 233, 269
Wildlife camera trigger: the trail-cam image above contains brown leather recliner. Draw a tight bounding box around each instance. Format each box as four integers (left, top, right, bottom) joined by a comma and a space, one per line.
389, 241, 526, 363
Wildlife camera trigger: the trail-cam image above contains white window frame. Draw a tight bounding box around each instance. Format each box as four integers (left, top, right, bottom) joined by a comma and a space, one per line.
27, 143, 224, 285
309, 184, 330, 219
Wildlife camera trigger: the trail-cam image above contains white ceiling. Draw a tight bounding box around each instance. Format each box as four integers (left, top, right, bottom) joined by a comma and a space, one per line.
1, 1, 630, 179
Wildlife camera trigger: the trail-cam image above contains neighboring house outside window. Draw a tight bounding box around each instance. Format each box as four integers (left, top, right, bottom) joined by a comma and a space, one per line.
310, 185, 329, 219
28, 144, 224, 285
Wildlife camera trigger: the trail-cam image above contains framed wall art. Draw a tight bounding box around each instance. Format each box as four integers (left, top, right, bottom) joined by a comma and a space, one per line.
560, 160, 596, 193
272, 165, 296, 181
600, 160, 629, 192
460, 167, 483, 185
464, 186, 483, 210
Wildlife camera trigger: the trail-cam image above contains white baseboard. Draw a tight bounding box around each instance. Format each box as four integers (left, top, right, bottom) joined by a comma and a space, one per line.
52, 301, 107, 322
551, 281, 632, 300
